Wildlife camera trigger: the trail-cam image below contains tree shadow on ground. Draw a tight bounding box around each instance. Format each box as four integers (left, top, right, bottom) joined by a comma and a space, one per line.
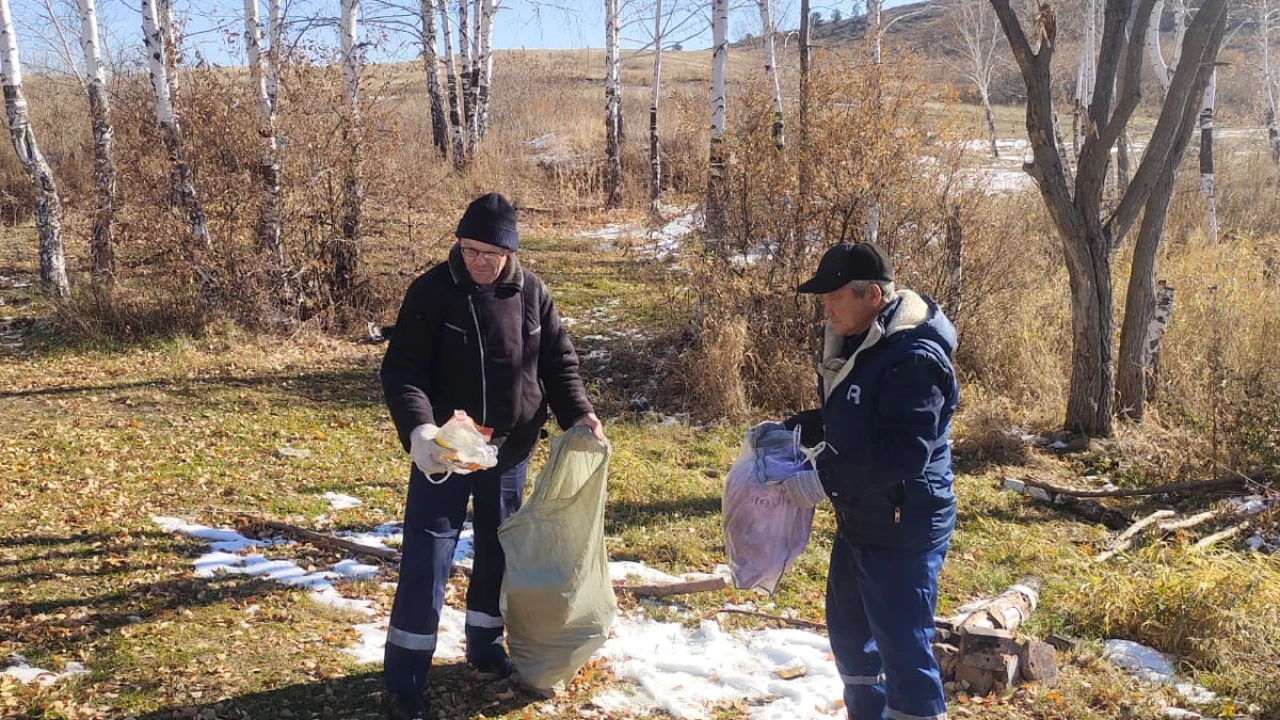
128, 664, 543, 720
0, 367, 383, 409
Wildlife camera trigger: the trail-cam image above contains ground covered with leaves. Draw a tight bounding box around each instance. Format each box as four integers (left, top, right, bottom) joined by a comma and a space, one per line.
2, 225, 1278, 720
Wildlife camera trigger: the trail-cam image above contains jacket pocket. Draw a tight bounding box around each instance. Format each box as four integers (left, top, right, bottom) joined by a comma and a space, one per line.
444, 322, 468, 344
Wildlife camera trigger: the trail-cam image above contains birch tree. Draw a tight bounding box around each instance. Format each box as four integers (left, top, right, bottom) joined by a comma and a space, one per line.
1, 0, 69, 298
799, 0, 811, 192
758, 0, 783, 148
142, 0, 211, 252
474, 0, 494, 139
946, 0, 1005, 157
267, 0, 281, 109
649, 0, 663, 208
244, 0, 284, 279
463, 0, 478, 149
337, 0, 364, 301
1198, 69, 1217, 243
421, 0, 447, 154
868, 0, 883, 64
438, 0, 466, 167
991, 0, 1228, 436
604, 0, 622, 208
76, 0, 117, 280
705, 0, 729, 244
1262, 0, 1280, 163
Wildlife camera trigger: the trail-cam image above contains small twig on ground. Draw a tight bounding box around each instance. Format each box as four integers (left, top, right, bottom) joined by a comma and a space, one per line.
1158, 508, 1226, 532
1193, 520, 1252, 551
226, 511, 402, 563
1093, 509, 1176, 562
615, 577, 726, 598
715, 607, 828, 630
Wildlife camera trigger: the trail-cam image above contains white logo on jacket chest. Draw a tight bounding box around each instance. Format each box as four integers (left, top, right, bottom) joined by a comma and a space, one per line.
846, 384, 862, 404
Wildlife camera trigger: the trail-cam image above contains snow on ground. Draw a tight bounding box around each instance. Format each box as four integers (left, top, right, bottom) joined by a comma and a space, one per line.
153, 515, 842, 719
323, 492, 362, 510
593, 618, 843, 720
1103, 640, 1229, 717
1, 657, 89, 686
578, 205, 699, 259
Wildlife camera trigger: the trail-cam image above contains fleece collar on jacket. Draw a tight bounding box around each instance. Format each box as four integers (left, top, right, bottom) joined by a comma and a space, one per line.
819, 289, 931, 401
447, 244, 524, 290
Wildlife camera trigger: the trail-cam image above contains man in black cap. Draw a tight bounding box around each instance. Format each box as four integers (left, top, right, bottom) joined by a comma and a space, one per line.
785, 242, 958, 720
379, 192, 605, 720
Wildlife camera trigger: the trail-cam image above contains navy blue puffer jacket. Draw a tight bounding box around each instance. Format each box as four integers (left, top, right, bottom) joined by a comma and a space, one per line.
815, 290, 959, 550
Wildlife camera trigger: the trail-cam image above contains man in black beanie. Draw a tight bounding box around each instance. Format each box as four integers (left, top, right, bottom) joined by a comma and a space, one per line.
379, 192, 605, 719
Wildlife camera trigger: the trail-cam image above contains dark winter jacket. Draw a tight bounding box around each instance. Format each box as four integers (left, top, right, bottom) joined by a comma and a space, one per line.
811, 290, 959, 550
380, 246, 594, 470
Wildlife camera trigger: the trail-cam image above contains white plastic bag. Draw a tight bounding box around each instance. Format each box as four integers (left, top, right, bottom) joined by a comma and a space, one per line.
432, 410, 499, 473
722, 422, 817, 594
498, 427, 616, 692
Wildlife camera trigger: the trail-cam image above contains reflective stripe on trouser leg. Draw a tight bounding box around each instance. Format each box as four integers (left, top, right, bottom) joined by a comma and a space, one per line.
887, 710, 948, 720
858, 540, 950, 720
465, 459, 528, 661
383, 465, 469, 695
827, 534, 886, 720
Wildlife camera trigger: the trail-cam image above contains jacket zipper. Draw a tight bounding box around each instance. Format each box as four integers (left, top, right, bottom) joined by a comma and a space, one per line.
468, 295, 487, 425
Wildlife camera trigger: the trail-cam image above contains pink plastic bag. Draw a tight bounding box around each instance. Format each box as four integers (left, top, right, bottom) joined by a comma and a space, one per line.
722, 424, 816, 594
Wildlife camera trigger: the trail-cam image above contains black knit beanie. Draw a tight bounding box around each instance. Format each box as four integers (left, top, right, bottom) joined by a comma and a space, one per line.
456, 193, 519, 251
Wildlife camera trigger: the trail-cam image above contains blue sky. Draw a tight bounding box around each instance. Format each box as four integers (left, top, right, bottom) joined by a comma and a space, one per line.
8, 0, 908, 71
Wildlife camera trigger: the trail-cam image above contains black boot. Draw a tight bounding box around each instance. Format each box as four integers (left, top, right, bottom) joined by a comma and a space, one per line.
383, 692, 427, 720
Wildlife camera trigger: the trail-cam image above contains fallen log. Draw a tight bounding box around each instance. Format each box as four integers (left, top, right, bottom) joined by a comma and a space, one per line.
1093, 509, 1177, 563
616, 576, 727, 598
1020, 472, 1272, 499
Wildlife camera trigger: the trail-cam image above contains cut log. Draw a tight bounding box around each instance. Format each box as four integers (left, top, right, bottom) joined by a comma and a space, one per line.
947, 576, 1041, 632
956, 653, 1018, 695
959, 626, 1019, 670
933, 642, 960, 678
1093, 509, 1177, 562
616, 576, 726, 598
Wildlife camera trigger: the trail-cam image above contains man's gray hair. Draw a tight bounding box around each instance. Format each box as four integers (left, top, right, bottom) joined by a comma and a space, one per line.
848, 279, 896, 301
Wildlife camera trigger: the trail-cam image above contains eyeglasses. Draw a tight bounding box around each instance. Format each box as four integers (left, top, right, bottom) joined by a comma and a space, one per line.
460, 246, 508, 262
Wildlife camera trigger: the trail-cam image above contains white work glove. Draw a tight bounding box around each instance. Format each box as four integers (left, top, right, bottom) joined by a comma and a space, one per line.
409, 424, 451, 476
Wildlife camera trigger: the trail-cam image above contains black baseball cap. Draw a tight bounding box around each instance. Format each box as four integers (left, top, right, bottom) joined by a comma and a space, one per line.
797, 242, 894, 294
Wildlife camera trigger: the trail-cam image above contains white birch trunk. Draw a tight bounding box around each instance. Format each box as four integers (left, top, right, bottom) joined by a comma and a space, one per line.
649, 0, 662, 208
142, 0, 211, 253
868, 0, 882, 64
758, 0, 783, 148
706, 0, 728, 244
337, 0, 363, 300
1, 0, 69, 298
604, 0, 622, 208
1147, 0, 1172, 93
157, 0, 178, 98
438, 0, 466, 168
475, 0, 494, 138
1145, 281, 1174, 400
864, 0, 882, 244
244, 0, 283, 271
1199, 68, 1217, 243
798, 0, 811, 192
1263, 1, 1279, 164
1074, 0, 1096, 158
457, 0, 474, 152
421, 0, 447, 154
267, 0, 281, 110
76, 0, 116, 280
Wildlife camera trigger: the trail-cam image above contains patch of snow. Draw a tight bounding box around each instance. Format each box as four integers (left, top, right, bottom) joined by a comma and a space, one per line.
323, 492, 362, 511
593, 618, 843, 720
336, 521, 403, 550
347, 605, 468, 665
585, 349, 612, 362
333, 559, 380, 581
1, 659, 89, 686
1228, 495, 1272, 517
152, 516, 266, 552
